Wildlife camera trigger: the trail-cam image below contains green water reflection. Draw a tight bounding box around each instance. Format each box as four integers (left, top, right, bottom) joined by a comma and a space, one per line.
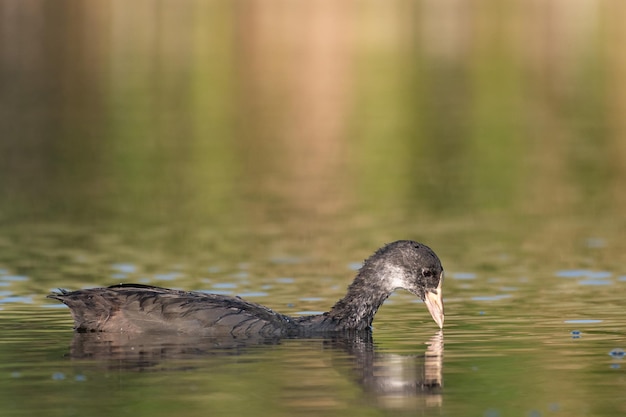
1, 1, 626, 417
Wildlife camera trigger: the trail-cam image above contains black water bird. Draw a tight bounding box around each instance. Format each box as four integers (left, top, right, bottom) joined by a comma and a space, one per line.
48, 240, 444, 337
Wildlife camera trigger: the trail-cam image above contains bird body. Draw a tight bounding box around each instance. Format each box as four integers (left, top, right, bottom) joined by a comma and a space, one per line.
49, 241, 445, 336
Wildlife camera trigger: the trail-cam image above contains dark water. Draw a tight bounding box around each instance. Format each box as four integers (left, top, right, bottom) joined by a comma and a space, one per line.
2, 1, 626, 416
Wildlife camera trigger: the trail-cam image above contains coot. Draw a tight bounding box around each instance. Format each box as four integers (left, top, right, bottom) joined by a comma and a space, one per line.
48, 240, 444, 337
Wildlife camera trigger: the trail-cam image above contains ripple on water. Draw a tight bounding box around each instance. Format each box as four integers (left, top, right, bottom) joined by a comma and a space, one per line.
51, 372, 65, 380
587, 271, 612, 278
40, 303, 69, 309
578, 279, 612, 286
451, 272, 476, 280
484, 408, 500, 417
236, 292, 269, 298
586, 237, 606, 248
471, 294, 512, 301
299, 297, 325, 302
111, 263, 137, 274
230, 271, 249, 279
0, 296, 34, 304
556, 270, 615, 286
204, 283, 238, 296
1, 275, 29, 282
555, 269, 612, 279
200, 289, 233, 296
154, 272, 184, 281
347, 262, 362, 271
212, 283, 237, 289
555, 269, 590, 278
563, 319, 603, 324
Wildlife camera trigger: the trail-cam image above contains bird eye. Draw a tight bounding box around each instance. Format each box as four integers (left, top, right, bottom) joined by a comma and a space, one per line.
422, 268, 433, 277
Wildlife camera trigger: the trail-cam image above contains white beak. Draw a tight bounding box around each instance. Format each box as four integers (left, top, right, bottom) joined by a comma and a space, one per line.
424, 272, 444, 328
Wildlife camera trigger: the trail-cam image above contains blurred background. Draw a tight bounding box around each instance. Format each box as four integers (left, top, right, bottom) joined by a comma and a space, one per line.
1, 1, 626, 416
1, 0, 625, 279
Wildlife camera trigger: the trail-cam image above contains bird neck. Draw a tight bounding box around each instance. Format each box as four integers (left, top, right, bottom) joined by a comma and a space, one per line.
325, 267, 393, 331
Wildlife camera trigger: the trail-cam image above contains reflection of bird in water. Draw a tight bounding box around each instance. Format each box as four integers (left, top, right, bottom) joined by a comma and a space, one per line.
334, 331, 443, 409
49, 241, 444, 336
66, 330, 444, 411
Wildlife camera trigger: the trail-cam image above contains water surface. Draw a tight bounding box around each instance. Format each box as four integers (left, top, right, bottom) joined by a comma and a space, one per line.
1, 1, 626, 417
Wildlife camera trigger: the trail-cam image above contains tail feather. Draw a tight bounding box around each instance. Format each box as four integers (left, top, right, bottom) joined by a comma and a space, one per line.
47, 288, 114, 331
47, 288, 70, 302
